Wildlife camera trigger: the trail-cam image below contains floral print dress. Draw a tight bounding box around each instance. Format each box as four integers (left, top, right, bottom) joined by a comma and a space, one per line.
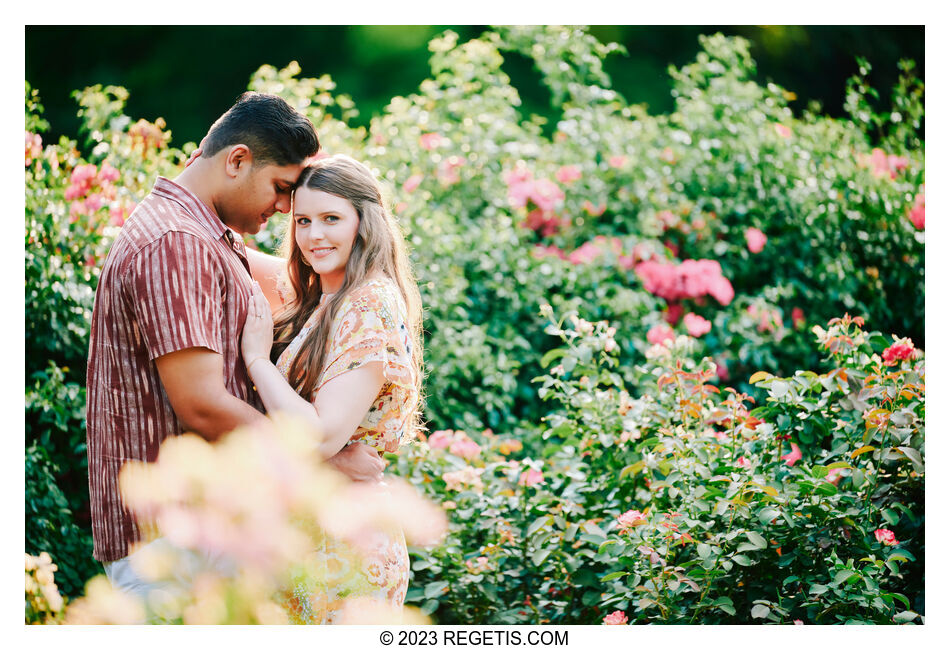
274, 277, 417, 624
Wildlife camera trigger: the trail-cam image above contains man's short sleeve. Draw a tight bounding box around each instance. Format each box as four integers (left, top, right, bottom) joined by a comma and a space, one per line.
126, 232, 224, 360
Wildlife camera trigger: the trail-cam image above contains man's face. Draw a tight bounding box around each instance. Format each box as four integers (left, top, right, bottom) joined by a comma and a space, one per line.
220, 161, 304, 235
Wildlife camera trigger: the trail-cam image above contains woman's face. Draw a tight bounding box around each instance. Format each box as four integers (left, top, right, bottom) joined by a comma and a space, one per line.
293, 187, 360, 294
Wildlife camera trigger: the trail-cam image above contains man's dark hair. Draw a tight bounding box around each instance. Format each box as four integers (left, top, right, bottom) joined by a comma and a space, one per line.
202, 92, 319, 166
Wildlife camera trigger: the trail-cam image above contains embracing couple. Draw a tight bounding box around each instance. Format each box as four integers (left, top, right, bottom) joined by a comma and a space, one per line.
85, 92, 422, 623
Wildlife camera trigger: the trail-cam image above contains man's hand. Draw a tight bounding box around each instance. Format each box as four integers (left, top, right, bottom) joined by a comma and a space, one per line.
326, 442, 385, 482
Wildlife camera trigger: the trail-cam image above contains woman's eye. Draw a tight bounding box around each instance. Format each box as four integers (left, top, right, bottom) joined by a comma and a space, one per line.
324, 215, 339, 224
296, 217, 310, 225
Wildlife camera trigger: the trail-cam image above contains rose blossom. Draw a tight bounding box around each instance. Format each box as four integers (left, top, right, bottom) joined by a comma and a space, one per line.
555, 164, 582, 184
882, 338, 918, 365
874, 528, 898, 546
603, 610, 628, 625
745, 227, 767, 254
518, 469, 544, 487
683, 312, 712, 337
646, 324, 675, 346
616, 509, 646, 532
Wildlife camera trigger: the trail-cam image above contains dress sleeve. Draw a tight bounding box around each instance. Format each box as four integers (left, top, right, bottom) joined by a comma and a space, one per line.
126, 232, 224, 360
319, 282, 417, 451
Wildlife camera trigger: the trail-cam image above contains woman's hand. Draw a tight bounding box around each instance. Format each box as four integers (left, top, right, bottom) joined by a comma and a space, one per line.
242, 282, 275, 368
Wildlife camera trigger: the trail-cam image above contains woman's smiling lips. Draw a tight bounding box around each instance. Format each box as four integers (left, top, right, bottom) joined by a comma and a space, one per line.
310, 247, 335, 258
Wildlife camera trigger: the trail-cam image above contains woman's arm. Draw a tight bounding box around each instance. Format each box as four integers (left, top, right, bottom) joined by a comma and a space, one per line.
242, 284, 385, 458
247, 248, 287, 315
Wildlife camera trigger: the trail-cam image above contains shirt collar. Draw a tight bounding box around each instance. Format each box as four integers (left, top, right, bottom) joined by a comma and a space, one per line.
151, 176, 247, 257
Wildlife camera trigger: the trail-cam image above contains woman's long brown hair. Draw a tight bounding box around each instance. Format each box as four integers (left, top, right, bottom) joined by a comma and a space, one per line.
271, 154, 423, 434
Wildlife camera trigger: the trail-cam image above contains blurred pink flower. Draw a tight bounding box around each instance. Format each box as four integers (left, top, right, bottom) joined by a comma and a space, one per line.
826, 467, 844, 486
402, 174, 423, 193
858, 148, 909, 180
736, 456, 751, 468
442, 466, 485, 493
781, 442, 802, 467
555, 164, 582, 184
683, 312, 712, 337
426, 430, 455, 450
419, 132, 446, 150
518, 469, 544, 487
523, 209, 567, 237
646, 324, 675, 346
774, 123, 792, 138
874, 528, 898, 546
532, 244, 568, 261
907, 188, 924, 230
448, 434, 481, 460
608, 156, 627, 169
98, 162, 120, 183
791, 307, 805, 329
794, 620, 804, 625
660, 147, 676, 164
745, 227, 767, 254
465, 556, 490, 574
438, 156, 463, 185
25, 131, 42, 165
583, 200, 606, 216
635, 259, 734, 306
603, 610, 628, 625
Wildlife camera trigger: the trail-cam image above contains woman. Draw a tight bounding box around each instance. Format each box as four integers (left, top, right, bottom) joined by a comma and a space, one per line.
241, 154, 423, 623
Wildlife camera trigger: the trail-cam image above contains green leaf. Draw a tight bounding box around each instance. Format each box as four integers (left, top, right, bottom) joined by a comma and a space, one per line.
882, 508, 900, 526
732, 554, 752, 566
809, 584, 829, 595
424, 580, 450, 599
420, 599, 440, 615
540, 348, 566, 368
527, 515, 553, 536
896, 446, 924, 472
893, 611, 918, 623
697, 543, 712, 559
745, 531, 767, 549
600, 571, 628, 582
531, 548, 552, 566
751, 604, 770, 619
815, 482, 838, 496
834, 569, 855, 585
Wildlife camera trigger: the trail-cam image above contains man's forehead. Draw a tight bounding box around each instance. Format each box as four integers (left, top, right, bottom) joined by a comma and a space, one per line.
261, 163, 305, 184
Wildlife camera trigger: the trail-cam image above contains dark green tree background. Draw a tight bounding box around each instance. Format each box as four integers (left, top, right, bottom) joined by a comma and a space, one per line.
26, 25, 923, 149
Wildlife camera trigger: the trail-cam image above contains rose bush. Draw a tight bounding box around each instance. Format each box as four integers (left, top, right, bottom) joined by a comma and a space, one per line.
393, 309, 924, 624
25, 26, 923, 622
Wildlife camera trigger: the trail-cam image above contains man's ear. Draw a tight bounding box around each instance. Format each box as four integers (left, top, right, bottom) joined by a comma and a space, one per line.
224, 144, 253, 178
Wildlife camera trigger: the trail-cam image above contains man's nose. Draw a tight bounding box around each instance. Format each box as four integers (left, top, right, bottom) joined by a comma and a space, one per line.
275, 194, 291, 214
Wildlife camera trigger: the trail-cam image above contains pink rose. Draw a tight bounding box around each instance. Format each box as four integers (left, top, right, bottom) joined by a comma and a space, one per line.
555, 165, 582, 184
781, 442, 802, 467
603, 610, 628, 625
583, 200, 606, 216
907, 188, 924, 230
874, 528, 898, 546
745, 227, 767, 254
419, 133, 446, 150
402, 174, 423, 193
882, 339, 918, 365
736, 456, 751, 468
791, 307, 805, 329
426, 430, 454, 450
518, 469, 544, 487
449, 435, 482, 460
608, 156, 627, 169
646, 324, 675, 346
683, 312, 712, 337
616, 509, 646, 531
774, 124, 792, 138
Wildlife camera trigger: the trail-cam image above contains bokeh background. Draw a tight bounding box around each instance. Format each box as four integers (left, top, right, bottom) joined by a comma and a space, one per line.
26, 25, 923, 149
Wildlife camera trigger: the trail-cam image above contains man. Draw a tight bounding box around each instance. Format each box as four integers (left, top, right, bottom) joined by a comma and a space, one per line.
85, 92, 384, 599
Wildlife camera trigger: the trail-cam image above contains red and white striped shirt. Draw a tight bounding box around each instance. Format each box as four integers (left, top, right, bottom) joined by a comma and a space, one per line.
85, 177, 263, 562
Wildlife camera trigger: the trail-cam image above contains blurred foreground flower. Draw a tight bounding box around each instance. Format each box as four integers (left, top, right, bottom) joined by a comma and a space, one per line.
25, 552, 65, 624
65, 415, 445, 624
